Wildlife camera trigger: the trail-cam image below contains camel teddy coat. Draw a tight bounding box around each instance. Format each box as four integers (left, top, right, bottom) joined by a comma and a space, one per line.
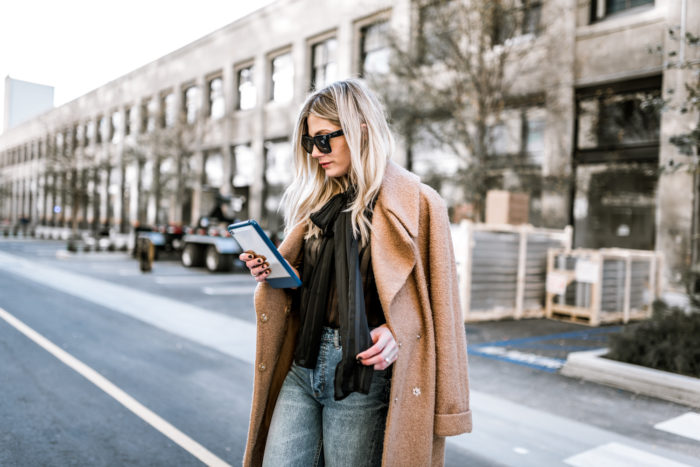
242, 161, 472, 467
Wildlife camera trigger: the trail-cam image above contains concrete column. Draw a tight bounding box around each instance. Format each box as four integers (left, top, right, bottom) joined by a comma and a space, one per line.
189, 150, 204, 223
541, 0, 576, 230
655, 0, 699, 293
248, 52, 267, 223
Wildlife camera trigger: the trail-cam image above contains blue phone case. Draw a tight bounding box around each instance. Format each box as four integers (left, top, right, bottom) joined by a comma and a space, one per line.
227, 220, 302, 289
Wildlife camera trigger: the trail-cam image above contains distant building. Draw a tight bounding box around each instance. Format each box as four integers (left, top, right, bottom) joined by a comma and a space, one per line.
0, 0, 697, 294
2, 76, 54, 132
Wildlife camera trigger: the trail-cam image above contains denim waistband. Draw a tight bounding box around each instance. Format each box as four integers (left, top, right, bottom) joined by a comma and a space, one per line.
321, 327, 340, 347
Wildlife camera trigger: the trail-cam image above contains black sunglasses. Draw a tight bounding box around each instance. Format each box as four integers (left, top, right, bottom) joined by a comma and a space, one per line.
301, 129, 344, 154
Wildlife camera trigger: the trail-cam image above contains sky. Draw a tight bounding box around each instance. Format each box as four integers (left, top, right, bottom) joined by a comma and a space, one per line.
0, 0, 275, 133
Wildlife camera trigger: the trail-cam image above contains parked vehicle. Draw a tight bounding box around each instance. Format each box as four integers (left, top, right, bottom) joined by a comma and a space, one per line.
180, 216, 242, 272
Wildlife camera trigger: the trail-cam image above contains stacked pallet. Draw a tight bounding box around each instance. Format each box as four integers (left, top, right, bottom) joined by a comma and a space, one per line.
545, 248, 661, 326
451, 221, 573, 322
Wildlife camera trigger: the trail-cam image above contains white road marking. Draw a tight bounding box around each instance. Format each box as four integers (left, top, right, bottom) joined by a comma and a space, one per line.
655, 413, 700, 442
564, 442, 691, 467
202, 286, 257, 295
155, 275, 251, 285
0, 306, 231, 467
0, 250, 257, 364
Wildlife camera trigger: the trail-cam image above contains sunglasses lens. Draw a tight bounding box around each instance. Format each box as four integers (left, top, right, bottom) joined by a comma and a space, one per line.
301, 136, 314, 153
317, 136, 331, 154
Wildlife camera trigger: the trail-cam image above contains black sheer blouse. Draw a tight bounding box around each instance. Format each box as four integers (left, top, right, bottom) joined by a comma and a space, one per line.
298, 234, 385, 328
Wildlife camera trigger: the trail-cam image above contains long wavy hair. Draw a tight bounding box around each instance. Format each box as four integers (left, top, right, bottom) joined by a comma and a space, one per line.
281, 79, 394, 246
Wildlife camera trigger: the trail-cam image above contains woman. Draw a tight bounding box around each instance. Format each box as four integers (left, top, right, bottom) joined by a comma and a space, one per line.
239, 79, 471, 467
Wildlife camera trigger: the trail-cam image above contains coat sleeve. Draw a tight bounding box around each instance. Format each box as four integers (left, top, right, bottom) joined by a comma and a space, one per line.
424, 189, 472, 436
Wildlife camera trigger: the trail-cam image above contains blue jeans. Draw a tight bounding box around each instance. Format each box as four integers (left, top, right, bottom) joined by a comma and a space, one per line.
263, 327, 391, 467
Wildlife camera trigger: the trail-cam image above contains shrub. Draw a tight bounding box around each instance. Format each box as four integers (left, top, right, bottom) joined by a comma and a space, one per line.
606, 300, 700, 378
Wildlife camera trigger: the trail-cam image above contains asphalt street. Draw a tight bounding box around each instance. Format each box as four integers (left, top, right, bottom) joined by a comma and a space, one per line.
1, 238, 698, 466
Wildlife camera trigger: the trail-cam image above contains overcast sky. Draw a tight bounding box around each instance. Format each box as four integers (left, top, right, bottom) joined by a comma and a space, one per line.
0, 0, 275, 132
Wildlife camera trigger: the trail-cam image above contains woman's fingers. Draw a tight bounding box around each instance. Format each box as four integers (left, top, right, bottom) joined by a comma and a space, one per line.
237, 251, 270, 281
356, 325, 398, 369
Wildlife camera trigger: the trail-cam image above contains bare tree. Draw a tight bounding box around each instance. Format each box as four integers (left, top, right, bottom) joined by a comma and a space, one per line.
373, 0, 557, 219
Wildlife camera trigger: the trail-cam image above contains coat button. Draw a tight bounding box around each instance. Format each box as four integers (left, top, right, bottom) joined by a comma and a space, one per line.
260, 313, 269, 323
416, 334, 421, 340
398, 341, 402, 348
258, 363, 266, 372
412, 387, 421, 396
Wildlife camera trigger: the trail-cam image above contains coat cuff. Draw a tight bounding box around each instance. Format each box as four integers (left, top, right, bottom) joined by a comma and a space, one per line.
434, 410, 472, 436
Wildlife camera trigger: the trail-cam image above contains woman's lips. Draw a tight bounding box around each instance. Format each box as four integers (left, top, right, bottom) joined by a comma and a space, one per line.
320, 162, 332, 168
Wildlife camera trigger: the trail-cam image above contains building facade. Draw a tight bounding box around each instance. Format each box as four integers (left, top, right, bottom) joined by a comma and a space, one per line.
0, 0, 697, 293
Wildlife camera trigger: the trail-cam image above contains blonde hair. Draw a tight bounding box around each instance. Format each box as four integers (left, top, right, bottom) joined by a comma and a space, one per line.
281, 78, 394, 245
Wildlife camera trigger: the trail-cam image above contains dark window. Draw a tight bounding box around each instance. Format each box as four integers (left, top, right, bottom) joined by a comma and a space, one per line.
311, 37, 338, 90
360, 21, 390, 76
420, 1, 454, 63
575, 77, 661, 162
492, 0, 542, 46
606, 0, 654, 15
590, 0, 654, 22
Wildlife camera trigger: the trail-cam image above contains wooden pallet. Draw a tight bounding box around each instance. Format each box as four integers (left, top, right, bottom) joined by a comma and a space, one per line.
545, 248, 661, 326
451, 221, 572, 323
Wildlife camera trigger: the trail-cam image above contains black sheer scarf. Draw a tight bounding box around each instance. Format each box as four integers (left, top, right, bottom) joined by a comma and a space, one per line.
294, 187, 374, 400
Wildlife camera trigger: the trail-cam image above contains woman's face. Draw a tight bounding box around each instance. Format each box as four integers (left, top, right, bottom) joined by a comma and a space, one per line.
306, 114, 351, 178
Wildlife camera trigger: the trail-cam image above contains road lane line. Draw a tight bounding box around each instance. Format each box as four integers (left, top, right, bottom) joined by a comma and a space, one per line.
202, 286, 257, 295
0, 306, 231, 467
655, 413, 700, 442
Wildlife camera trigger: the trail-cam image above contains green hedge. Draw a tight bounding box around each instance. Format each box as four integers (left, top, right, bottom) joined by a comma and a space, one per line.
606, 300, 700, 378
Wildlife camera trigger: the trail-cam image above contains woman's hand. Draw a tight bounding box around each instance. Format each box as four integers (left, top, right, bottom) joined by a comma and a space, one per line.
356, 325, 398, 370
239, 250, 271, 282
238, 250, 300, 286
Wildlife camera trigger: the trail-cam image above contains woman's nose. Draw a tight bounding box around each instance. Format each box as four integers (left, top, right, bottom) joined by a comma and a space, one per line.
310, 145, 325, 158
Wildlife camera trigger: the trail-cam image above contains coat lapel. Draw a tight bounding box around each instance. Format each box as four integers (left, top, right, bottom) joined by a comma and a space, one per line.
371, 161, 420, 317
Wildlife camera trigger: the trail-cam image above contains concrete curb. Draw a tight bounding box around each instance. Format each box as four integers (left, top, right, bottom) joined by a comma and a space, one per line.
561, 348, 700, 408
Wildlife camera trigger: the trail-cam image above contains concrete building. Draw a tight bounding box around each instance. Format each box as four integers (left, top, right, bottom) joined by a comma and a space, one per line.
0, 0, 697, 294
2, 76, 54, 132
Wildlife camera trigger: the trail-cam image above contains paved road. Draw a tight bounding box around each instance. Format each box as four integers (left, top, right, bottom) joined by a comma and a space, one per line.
1, 239, 698, 466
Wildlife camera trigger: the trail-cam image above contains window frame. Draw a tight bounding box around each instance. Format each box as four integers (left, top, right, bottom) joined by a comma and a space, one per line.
268, 47, 294, 103
354, 10, 392, 77
308, 31, 338, 91
234, 60, 256, 111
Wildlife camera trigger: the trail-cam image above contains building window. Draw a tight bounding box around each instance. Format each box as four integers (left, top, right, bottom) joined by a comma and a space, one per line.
360, 20, 390, 76
233, 144, 255, 187
237, 66, 256, 110
576, 77, 661, 162
204, 150, 224, 188
208, 76, 225, 120
145, 98, 158, 132
311, 37, 338, 90
126, 107, 136, 136
162, 92, 177, 127
420, 1, 456, 64
184, 85, 201, 124
487, 106, 546, 165
590, 0, 653, 22
492, 0, 542, 46
86, 121, 95, 145
525, 118, 545, 164
270, 52, 293, 103
111, 111, 122, 144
